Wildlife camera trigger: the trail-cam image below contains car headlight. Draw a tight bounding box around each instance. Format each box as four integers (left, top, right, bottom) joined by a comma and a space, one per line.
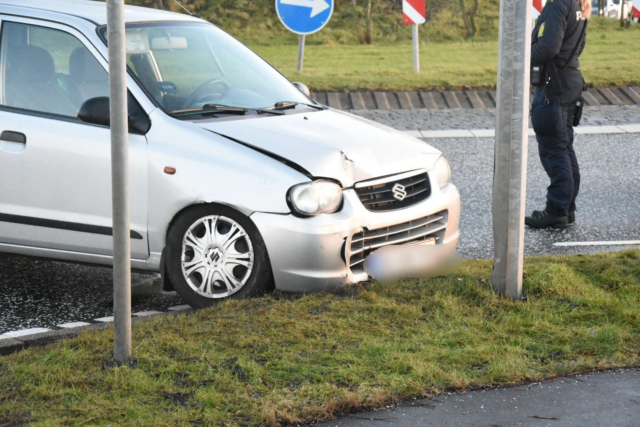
434, 156, 452, 189
288, 180, 343, 217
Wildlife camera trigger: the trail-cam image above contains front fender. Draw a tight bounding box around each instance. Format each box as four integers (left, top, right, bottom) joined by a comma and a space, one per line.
146, 111, 310, 255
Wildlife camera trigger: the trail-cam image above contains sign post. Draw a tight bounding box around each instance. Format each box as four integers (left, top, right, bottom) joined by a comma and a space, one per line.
276, 0, 334, 73
297, 34, 306, 72
106, 0, 133, 364
491, 0, 532, 299
403, 0, 426, 73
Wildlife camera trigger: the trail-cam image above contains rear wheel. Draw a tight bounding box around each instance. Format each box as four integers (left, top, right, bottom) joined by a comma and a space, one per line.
166, 204, 273, 308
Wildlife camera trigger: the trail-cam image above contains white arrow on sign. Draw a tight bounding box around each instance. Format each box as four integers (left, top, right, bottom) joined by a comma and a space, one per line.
280, 0, 330, 18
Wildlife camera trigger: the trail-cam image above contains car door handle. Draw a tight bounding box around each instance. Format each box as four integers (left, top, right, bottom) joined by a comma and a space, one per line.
1, 131, 26, 144
0, 131, 27, 153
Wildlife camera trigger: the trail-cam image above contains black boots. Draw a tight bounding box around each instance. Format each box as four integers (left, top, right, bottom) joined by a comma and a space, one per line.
532, 209, 576, 224
525, 210, 570, 229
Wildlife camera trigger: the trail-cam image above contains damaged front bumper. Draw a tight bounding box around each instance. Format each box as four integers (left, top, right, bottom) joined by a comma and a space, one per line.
251, 171, 461, 292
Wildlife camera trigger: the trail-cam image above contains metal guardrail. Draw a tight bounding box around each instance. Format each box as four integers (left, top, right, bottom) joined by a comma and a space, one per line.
311, 87, 640, 110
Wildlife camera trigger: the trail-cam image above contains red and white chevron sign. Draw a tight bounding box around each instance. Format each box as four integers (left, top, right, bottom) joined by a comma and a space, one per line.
532, 0, 547, 18
403, 0, 426, 25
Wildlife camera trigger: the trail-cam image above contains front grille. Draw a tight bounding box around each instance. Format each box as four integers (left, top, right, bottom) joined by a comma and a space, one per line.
355, 170, 431, 212
347, 211, 447, 274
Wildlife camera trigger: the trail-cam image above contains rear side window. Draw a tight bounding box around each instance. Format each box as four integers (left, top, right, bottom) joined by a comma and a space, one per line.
0, 22, 109, 118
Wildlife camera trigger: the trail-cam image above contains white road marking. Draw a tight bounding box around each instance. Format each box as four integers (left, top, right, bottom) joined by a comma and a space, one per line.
94, 316, 115, 323
618, 124, 640, 133
168, 305, 192, 312
420, 129, 475, 138
407, 123, 640, 139
554, 240, 640, 247
1, 328, 51, 338
133, 311, 164, 317
58, 322, 92, 329
574, 126, 626, 135
403, 130, 423, 138
470, 129, 495, 138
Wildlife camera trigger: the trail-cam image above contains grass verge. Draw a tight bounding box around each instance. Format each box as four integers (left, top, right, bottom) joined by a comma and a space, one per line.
251, 18, 640, 91
1, 250, 639, 426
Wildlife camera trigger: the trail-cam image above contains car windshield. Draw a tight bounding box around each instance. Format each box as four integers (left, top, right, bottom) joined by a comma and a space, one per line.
99, 22, 310, 115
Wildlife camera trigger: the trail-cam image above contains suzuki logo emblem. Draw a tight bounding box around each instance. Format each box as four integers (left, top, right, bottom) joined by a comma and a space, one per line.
392, 183, 407, 201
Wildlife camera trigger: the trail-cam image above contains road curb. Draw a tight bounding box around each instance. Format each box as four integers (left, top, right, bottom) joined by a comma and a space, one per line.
311, 87, 640, 110
0, 338, 25, 356
0, 305, 194, 357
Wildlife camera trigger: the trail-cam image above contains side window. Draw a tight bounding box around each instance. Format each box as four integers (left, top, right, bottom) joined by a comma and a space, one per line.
0, 22, 109, 118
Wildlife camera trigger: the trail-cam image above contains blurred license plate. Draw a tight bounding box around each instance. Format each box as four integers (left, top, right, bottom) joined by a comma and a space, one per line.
409, 238, 436, 246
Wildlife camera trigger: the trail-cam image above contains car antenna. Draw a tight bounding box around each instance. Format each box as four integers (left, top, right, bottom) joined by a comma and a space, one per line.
172, 0, 200, 18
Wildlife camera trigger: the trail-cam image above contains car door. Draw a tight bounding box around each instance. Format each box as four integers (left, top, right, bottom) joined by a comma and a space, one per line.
0, 17, 149, 262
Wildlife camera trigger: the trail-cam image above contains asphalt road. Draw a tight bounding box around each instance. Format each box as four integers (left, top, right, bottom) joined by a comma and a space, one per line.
318, 369, 640, 427
1, 129, 638, 334
0, 256, 183, 333
428, 133, 640, 259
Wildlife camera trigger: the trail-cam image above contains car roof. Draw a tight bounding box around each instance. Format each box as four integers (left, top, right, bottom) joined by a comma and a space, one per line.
0, 0, 200, 26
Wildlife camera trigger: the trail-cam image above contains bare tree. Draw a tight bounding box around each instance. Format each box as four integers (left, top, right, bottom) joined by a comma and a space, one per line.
458, 0, 479, 38
365, 0, 373, 44
155, 0, 174, 11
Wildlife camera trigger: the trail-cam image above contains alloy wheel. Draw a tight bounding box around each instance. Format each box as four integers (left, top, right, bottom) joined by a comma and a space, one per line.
181, 215, 254, 299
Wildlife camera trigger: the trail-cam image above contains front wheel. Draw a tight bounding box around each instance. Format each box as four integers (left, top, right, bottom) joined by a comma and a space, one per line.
166, 204, 273, 308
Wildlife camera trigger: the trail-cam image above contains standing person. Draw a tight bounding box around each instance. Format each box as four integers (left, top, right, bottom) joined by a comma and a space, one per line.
526, 0, 591, 229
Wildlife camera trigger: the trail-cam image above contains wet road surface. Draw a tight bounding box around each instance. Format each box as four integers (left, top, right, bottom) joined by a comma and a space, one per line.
0, 255, 183, 333
427, 133, 640, 259
1, 131, 638, 334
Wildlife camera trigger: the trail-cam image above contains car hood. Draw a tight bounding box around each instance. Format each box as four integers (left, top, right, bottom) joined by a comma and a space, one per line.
193, 109, 441, 187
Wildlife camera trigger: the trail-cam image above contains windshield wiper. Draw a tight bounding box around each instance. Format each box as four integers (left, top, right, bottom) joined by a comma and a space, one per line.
201, 104, 286, 116
203, 104, 250, 115
172, 104, 285, 117
273, 101, 324, 111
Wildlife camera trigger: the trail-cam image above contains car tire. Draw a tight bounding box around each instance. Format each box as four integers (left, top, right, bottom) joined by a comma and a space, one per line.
166, 204, 274, 308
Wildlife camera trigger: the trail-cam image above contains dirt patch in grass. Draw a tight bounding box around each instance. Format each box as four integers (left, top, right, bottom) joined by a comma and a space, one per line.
1, 250, 638, 426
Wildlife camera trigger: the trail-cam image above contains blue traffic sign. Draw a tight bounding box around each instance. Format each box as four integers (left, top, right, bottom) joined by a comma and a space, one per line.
276, 0, 334, 35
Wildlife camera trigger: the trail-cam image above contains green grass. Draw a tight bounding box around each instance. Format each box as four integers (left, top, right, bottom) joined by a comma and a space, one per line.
1, 250, 639, 426
250, 18, 640, 91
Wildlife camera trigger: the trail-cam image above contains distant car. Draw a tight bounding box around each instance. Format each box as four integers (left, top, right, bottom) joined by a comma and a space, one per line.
0, 0, 460, 308
591, 0, 633, 19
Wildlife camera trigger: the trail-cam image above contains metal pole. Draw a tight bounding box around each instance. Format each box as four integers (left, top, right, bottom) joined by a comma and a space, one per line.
297, 34, 305, 73
412, 24, 420, 73
106, 0, 132, 364
491, 0, 532, 299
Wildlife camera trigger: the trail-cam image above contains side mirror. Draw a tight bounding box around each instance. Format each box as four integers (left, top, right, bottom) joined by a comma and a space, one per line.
78, 95, 151, 135
293, 82, 311, 97
77, 97, 110, 127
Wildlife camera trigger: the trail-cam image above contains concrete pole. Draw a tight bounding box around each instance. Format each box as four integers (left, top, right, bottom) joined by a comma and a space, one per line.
297, 34, 305, 73
412, 24, 420, 73
491, 0, 532, 299
106, 0, 132, 364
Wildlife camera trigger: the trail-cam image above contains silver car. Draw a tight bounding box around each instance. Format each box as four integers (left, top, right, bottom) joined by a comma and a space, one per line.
0, 0, 460, 308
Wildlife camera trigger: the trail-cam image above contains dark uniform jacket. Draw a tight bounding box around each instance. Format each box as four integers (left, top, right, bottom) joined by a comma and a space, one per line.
531, 0, 588, 70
